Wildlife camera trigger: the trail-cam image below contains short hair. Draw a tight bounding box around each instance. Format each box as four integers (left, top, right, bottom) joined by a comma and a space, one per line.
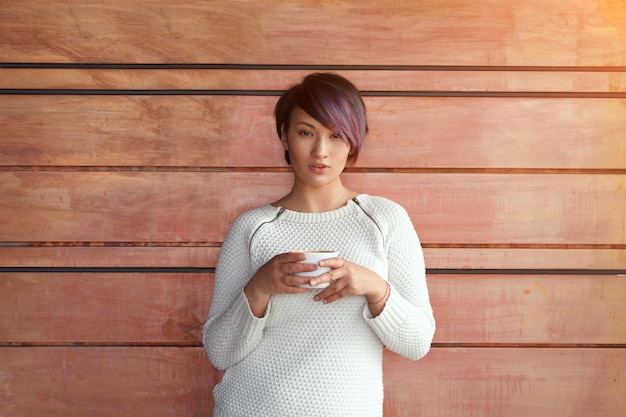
274, 73, 368, 166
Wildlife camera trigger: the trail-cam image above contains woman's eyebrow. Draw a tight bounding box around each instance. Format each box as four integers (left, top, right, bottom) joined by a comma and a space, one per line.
295, 121, 317, 129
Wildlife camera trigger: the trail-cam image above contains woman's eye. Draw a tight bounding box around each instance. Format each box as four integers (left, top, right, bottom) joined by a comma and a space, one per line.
298, 130, 313, 137
330, 133, 343, 140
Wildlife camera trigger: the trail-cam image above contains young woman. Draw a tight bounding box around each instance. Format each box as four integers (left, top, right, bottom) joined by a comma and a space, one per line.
203, 73, 435, 417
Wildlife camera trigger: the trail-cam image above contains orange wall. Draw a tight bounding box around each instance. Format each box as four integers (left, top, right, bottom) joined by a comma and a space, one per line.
1, 1, 625, 416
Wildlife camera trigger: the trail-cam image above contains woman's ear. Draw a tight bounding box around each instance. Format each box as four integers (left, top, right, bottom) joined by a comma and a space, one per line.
280, 125, 288, 149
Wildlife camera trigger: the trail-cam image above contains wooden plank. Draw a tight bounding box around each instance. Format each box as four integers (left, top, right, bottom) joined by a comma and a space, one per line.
3, 68, 626, 93
383, 348, 626, 417
0, 95, 277, 168
423, 247, 626, 271
1, 171, 624, 245
2, 95, 626, 169
0, 246, 220, 268
1, 273, 624, 345
0, 273, 212, 344
0, 347, 217, 417
1, 1, 625, 66
0, 246, 624, 270
429, 274, 626, 344
1, 347, 623, 417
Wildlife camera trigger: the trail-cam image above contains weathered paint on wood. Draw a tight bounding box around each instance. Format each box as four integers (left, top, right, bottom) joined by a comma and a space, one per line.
0, 347, 623, 417
2, 95, 626, 168
0, 273, 212, 344
1, 0, 625, 415
0, 246, 624, 270
429, 274, 626, 344
383, 348, 626, 417
1, 172, 624, 244
1, 1, 625, 65
3, 68, 626, 93
0, 347, 217, 417
1, 273, 624, 345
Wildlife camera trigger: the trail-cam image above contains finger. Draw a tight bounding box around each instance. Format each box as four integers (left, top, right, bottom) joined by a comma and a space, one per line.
317, 257, 343, 269
286, 262, 318, 275
283, 272, 316, 288
282, 283, 311, 294
279, 251, 307, 263
312, 278, 342, 299
308, 269, 339, 288
314, 286, 346, 304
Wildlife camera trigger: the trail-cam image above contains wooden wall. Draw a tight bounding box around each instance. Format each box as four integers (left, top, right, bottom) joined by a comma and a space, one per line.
1, 1, 625, 416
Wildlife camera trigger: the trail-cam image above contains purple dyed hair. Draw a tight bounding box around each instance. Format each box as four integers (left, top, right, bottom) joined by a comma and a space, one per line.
274, 73, 368, 166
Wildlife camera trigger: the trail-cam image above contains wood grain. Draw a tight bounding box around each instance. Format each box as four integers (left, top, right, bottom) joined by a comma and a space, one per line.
1, 171, 624, 245
0, 347, 622, 417
3, 68, 626, 93
2, 95, 626, 169
0, 347, 217, 417
429, 274, 626, 344
1, 1, 625, 66
1, 273, 624, 345
0, 273, 212, 344
383, 348, 626, 417
2, 0, 625, 415
0, 246, 221, 268
0, 247, 624, 270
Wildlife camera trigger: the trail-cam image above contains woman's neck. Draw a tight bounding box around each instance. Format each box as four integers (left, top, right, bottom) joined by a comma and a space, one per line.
274, 183, 358, 213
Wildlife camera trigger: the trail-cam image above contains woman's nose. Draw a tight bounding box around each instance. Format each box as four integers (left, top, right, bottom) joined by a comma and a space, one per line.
312, 138, 329, 157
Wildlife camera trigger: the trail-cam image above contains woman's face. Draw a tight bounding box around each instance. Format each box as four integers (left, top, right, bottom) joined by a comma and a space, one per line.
282, 107, 351, 190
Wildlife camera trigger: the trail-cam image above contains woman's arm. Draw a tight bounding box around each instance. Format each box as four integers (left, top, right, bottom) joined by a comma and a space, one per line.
202, 211, 313, 370
202, 215, 269, 371
365, 202, 436, 361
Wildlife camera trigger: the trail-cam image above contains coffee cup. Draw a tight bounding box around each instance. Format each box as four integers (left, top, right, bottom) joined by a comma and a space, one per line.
294, 250, 338, 288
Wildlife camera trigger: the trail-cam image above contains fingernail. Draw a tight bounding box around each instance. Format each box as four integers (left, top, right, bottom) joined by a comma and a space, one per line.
313, 295, 320, 301
309, 279, 316, 286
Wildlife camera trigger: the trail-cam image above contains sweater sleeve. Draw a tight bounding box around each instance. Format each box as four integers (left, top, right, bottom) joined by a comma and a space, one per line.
363, 200, 436, 360
202, 212, 270, 371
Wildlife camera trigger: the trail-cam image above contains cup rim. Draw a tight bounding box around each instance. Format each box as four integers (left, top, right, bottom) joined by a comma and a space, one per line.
293, 250, 337, 253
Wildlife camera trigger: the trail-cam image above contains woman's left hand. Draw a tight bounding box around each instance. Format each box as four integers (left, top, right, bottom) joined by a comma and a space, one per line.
310, 258, 389, 309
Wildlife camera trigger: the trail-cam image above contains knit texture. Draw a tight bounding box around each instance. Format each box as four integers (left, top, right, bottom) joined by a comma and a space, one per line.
203, 194, 435, 417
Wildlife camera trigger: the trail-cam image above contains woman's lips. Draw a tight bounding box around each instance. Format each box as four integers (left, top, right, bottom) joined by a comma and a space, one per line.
310, 163, 329, 173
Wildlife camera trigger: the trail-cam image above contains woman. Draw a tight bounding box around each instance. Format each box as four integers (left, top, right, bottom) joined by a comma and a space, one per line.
203, 73, 435, 417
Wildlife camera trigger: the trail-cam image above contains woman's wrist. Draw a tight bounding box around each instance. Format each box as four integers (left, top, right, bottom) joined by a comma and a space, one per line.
367, 280, 390, 305
244, 278, 271, 317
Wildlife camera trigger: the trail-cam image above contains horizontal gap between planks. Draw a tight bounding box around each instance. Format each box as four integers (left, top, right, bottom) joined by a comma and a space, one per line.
0, 242, 623, 250
0, 267, 213, 273
1, 166, 624, 175
2, 63, 626, 72
432, 343, 626, 349
0, 267, 623, 275
0, 342, 624, 348
2, 89, 625, 98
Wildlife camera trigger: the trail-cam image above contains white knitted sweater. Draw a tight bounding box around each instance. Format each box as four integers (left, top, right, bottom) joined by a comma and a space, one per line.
203, 194, 435, 417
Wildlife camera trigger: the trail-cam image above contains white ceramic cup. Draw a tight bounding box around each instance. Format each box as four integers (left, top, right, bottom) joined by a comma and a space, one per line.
294, 250, 338, 288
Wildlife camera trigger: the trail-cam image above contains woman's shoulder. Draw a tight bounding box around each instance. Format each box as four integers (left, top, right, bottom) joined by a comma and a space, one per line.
356, 194, 408, 217
355, 195, 421, 245
354, 194, 413, 230
221, 204, 284, 247
231, 204, 282, 228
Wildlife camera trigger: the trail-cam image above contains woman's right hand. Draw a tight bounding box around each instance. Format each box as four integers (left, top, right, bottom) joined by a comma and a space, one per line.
243, 252, 314, 317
